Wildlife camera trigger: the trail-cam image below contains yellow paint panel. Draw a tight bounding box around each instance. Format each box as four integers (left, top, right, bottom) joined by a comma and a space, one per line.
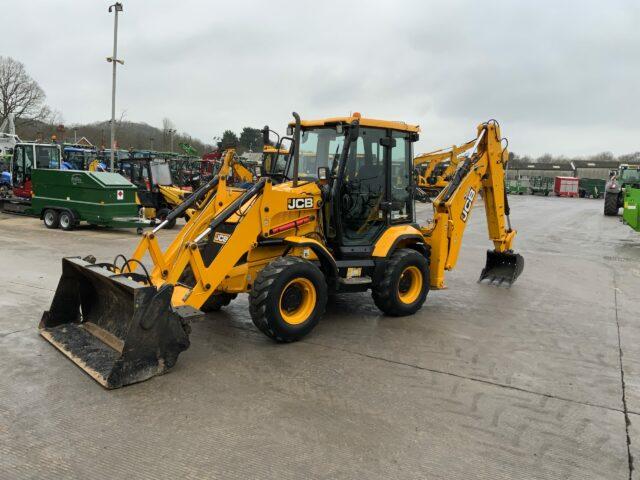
371, 225, 424, 257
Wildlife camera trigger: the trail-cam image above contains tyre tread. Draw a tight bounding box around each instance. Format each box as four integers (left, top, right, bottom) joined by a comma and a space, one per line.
372, 248, 429, 316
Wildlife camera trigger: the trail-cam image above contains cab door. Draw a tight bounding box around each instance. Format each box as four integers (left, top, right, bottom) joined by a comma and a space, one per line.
12, 145, 34, 197
335, 127, 387, 248
333, 127, 415, 255
388, 130, 414, 225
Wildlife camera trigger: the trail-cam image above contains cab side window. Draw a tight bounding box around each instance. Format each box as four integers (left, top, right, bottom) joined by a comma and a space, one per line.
389, 132, 413, 223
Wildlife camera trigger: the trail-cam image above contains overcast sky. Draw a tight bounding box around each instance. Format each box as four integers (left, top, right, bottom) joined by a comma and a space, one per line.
4, 0, 639, 157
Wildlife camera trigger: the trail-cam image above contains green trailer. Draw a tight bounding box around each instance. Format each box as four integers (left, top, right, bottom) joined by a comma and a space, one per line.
578, 178, 606, 199
528, 176, 553, 196
623, 187, 640, 232
507, 178, 528, 195
30, 169, 154, 231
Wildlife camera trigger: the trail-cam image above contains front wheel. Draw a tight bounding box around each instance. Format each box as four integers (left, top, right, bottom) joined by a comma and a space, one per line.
249, 256, 327, 342
604, 192, 619, 216
372, 248, 429, 316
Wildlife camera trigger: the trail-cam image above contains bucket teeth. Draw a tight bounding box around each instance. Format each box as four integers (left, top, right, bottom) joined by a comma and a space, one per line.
478, 250, 524, 287
39, 257, 200, 389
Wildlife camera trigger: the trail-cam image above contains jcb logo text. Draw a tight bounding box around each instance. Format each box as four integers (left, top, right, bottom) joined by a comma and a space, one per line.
460, 188, 476, 222
287, 197, 314, 210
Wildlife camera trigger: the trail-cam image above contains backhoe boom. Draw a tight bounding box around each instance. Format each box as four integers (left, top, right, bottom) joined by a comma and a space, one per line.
422, 121, 522, 288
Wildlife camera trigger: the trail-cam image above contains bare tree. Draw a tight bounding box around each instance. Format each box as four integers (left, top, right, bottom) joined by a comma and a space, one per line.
0, 56, 51, 125
162, 117, 176, 150
162, 117, 175, 132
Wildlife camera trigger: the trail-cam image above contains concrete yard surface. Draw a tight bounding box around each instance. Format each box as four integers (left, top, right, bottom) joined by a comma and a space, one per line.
1, 196, 639, 479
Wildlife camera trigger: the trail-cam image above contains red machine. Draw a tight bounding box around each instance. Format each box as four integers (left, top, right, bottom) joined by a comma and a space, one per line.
201, 149, 223, 177
554, 176, 579, 197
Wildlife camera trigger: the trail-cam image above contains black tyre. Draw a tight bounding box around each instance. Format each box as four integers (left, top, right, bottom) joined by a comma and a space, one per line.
604, 192, 619, 216
58, 210, 75, 231
157, 208, 176, 229
200, 292, 237, 313
372, 248, 429, 316
43, 209, 59, 229
249, 256, 327, 342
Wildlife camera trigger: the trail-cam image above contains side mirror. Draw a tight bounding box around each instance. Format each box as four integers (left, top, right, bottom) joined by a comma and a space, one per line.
262, 126, 271, 146
286, 125, 294, 136
317, 166, 329, 181
380, 137, 396, 148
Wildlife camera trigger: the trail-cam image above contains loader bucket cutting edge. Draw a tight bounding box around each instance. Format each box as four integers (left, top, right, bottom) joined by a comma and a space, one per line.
478, 250, 524, 287
39, 257, 200, 389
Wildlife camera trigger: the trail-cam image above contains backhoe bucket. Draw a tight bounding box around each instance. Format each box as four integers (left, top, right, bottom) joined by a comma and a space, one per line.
39, 257, 200, 389
479, 250, 524, 286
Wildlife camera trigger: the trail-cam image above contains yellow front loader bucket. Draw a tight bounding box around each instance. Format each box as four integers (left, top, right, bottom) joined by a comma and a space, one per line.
39, 257, 199, 389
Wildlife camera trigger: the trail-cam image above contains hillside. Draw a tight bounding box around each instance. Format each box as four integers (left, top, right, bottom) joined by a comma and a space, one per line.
14, 119, 214, 154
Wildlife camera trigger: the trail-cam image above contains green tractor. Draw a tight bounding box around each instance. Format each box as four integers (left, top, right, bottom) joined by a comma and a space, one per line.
604, 164, 640, 216
623, 187, 640, 232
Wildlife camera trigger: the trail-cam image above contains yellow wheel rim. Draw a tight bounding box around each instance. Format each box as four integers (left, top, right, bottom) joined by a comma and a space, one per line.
398, 266, 423, 304
279, 278, 317, 325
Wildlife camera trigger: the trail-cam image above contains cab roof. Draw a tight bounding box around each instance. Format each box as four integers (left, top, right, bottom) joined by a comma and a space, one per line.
291, 115, 420, 133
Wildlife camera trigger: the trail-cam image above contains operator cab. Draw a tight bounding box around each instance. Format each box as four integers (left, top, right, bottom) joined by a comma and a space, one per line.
10, 143, 62, 198
619, 164, 640, 187
275, 113, 420, 257
62, 146, 98, 170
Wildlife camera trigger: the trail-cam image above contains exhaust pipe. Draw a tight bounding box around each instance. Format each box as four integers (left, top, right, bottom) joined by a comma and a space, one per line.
292, 112, 301, 187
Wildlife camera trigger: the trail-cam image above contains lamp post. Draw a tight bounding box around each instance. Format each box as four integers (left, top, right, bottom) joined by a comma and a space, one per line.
107, 2, 124, 172
168, 128, 176, 152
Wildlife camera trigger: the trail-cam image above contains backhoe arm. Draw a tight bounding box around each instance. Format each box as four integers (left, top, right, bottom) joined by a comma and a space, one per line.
413, 139, 476, 168
422, 121, 523, 288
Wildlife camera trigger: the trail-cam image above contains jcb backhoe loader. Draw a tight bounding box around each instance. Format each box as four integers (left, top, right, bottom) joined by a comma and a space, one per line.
39, 113, 524, 389
414, 141, 476, 202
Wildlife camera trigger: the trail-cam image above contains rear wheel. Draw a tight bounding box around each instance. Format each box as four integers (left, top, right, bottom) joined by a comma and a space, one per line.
58, 210, 75, 231
249, 256, 327, 342
604, 192, 619, 216
43, 209, 59, 229
372, 248, 429, 316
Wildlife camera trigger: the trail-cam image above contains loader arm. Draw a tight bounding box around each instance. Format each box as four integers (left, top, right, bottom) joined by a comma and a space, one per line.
158, 185, 189, 208
422, 121, 522, 289
126, 150, 242, 281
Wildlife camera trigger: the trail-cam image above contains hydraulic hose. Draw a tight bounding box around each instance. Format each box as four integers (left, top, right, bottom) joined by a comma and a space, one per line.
194, 177, 268, 243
